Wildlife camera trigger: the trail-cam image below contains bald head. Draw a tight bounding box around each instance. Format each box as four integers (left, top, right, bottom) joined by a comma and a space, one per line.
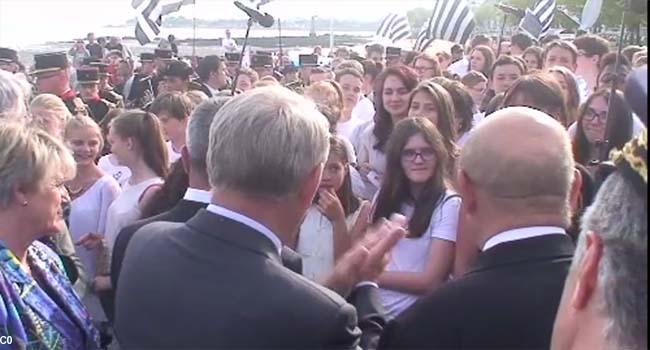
460, 107, 575, 218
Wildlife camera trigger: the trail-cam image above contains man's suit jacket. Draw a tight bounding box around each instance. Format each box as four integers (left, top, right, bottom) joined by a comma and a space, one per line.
106, 200, 302, 321
115, 209, 362, 348
378, 234, 575, 350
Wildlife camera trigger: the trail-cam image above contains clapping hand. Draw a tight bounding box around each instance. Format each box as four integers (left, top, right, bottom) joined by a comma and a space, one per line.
322, 216, 406, 297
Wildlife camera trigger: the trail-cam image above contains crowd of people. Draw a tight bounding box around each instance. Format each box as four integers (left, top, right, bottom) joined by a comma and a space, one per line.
0, 27, 646, 350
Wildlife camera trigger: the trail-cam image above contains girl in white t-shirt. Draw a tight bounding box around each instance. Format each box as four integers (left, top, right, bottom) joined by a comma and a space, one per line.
408, 80, 461, 183
297, 136, 369, 282
335, 68, 371, 142
372, 117, 460, 320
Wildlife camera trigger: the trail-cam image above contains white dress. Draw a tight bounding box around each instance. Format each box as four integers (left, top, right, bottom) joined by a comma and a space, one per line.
68, 175, 121, 321
377, 191, 461, 320
104, 177, 164, 261
297, 205, 363, 282
98, 154, 132, 188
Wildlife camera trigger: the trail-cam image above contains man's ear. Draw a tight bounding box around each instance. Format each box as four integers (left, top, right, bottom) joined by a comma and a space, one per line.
571, 232, 603, 310
569, 168, 584, 216
299, 163, 324, 207
457, 170, 477, 215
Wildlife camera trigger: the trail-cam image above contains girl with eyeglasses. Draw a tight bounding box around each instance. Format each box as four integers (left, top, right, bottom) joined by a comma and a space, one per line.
572, 89, 633, 171
371, 117, 460, 320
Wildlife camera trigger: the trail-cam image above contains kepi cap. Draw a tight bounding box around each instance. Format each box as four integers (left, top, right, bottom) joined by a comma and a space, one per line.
30, 52, 69, 75
154, 48, 173, 60
225, 52, 241, 63
299, 54, 318, 67
0, 47, 18, 63
140, 52, 155, 62
77, 67, 100, 84
386, 47, 402, 57
251, 54, 273, 69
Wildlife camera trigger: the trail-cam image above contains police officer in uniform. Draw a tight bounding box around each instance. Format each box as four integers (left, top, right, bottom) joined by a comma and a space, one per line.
30, 51, 89, 116
0, 47, 20, 73
282, 63, 302, 93
91, 61, 125, 108
224, 52, 240, 81
285, 54, 318, 94
116, 52, 155, 109
76, 67, 116, 123
153, 48, 174, 96
251, 53, 274, 80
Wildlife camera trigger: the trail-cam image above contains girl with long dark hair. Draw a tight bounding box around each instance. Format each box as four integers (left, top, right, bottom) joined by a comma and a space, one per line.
372, 117, 460, 319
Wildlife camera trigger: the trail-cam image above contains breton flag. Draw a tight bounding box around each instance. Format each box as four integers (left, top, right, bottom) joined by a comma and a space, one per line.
375, 13, 413, 44
415, 0, 475, 52
415, 25, 436, 52
519, 0, 556, 38
132, 0, 195, 45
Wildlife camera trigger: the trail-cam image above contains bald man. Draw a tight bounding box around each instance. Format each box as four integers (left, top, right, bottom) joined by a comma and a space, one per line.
378, 107, 583, 349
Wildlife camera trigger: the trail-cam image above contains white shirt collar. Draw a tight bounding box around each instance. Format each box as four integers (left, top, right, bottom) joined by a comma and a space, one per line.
206, 83, 219, 96
483, 226, 566, 251
183, 188, 212, 204
205, 204, 283, 255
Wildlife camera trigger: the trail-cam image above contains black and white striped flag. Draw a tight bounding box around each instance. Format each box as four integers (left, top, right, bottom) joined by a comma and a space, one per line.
375, 13, 412, 44
518, 0, 556, 39
416, 0, 475, 52
532, 0, 556, 34
132, 0, 195, 45
415, 25, 436, 52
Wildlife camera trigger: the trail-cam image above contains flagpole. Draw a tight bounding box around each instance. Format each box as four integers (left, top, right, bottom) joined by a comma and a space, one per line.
192, 0, 197, 59
596, 0, 629, 163
496, 13, 508, 57
329, 17, 334, 53
278, 18, 283, 60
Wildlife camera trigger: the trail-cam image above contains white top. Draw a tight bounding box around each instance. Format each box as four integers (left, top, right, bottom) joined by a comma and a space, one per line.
352, 97, 376, 123
448, 57, 469, 78
483, 226, 566, 251
68, 175, 121, 321
206, 204, 282, 255
166, 141, 182, 164
337, 117, 367, 145
222, 38, 238, 52
104, 177, 164, 257
568, 114, 647, 138
98, 154, 132, 188
356, 123, 387, 200
575, 75, 590, 103
377, 191, 461, 320
297, 204, 364, 282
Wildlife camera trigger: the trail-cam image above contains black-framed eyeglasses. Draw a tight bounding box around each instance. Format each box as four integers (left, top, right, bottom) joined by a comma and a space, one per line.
584, 107, 608, 123
401, 147, 436, 162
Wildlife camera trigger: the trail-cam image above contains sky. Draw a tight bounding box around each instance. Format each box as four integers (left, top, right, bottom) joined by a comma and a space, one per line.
0, 0, 441, 47
0, 0, 437, 27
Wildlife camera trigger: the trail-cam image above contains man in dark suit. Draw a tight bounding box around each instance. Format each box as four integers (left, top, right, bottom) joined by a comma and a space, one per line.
115, 87, 404, 348
379, 107, 583, 349
193, 55, 228, 97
